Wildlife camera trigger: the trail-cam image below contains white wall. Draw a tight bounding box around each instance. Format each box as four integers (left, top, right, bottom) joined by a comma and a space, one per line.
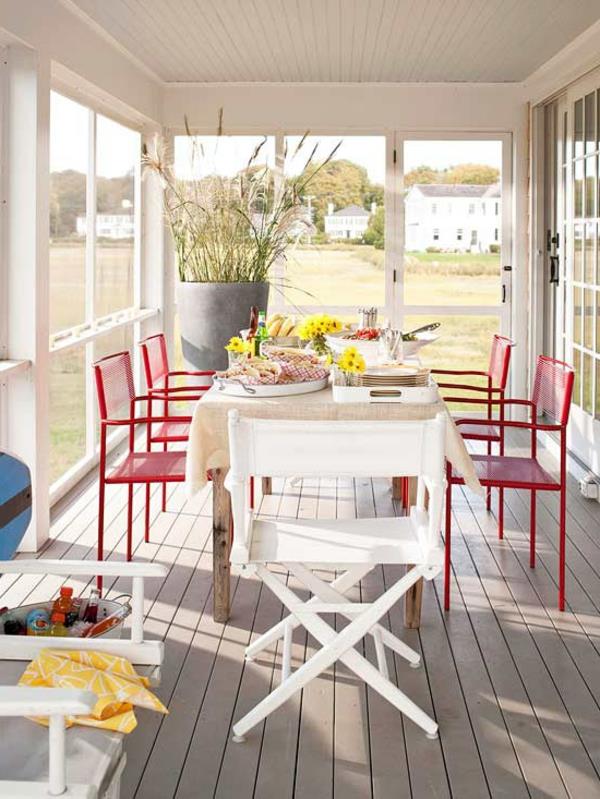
0, 0, 161, 126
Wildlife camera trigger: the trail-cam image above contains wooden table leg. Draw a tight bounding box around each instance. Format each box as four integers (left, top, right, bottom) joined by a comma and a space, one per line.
392, 476, 403, 500
262, 476, 272, 496
404, 567, 424, 628
404, 477, 426, 628
212, 468, 231, 623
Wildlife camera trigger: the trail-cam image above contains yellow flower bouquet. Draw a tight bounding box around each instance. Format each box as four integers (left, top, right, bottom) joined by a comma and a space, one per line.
297, 314, 342, 356
225, 336, 252, 366
333, 345, 367, 386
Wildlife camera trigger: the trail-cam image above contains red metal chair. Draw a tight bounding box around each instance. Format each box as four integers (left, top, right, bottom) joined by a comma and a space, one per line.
443, 355, 574, 612
139, 333, 214, 512
433, 334, 515, 511
93, 351, 198, 588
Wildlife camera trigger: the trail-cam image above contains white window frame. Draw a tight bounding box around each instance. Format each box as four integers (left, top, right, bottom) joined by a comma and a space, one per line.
48, 90, 156, 503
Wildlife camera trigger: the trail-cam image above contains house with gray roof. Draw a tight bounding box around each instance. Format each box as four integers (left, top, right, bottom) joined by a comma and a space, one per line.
405, 183, 501, 252
324, 202, 376, 240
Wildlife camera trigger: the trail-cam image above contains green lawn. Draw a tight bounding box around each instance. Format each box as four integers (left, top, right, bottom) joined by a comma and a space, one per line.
50, 242, 501, 482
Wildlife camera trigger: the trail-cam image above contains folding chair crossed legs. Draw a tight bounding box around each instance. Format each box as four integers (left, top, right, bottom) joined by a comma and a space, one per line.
226, 410, 447, 742
233, 561, 440, 742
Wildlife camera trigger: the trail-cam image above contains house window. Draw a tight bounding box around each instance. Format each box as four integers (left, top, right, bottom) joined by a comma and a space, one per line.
495, 202, 499, 215
471, 230, 478, 246
494, 228, 499, 241
468, 203, 475, 214
433, 228, 440, 241
431, 203, 437, 214
481, 203, 486, 215
457, 229, 463, 241
49, 90, 142, 487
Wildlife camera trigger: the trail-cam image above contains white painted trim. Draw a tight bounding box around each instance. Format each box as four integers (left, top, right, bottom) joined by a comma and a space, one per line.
49, 308, 158, 354
0, 359, 30, 376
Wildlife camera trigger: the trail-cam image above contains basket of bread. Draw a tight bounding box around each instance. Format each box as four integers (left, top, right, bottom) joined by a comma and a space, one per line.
214, 347, 330, 397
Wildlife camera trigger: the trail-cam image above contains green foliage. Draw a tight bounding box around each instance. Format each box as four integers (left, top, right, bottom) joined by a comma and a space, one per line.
295, 158, 383, 232
363, 206, 385, 249
405, 162, 500, 187
50, 169, 134, 238
489, 243, 500, 254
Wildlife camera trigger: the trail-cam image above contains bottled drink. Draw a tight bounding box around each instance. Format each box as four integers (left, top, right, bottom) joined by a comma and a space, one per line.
52, 586, 73, 618
48, 612, 68, 637
82, 589, 99, 624
26, 607, 50, 636
254, 311, 269, 356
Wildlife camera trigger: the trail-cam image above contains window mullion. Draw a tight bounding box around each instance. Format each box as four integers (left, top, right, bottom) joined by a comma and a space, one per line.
85, 109, 97, 458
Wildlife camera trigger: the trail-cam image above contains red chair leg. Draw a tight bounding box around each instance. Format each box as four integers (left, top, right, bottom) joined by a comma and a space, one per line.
559, 484, 566, 611
162, 482, 167, 513
403, 476, 410, 510
498, 488, 504, 539
444, 474, 452, 611
486, 441, 492, 511
249, 476, 254, 510
126, 484, 134, 561
144, 483, 151, 543
530, 490, 536, 568
97, 477, 106, 594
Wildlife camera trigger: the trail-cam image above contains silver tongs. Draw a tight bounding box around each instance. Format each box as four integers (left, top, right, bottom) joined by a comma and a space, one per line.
380, 327, 403, 362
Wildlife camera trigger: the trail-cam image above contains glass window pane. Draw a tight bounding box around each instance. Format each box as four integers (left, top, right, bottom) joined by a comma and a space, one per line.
573, 286, 582, 345
596, 359, 600, 419
95, 116, 139, 317
574, 224, 583, 281
585, 222, 595, 284
597, 290, 600, 352
403, 140, 502, 306
575, 98, 584, 159
583, 352, 593, 414
49, 349, 86, 484
585, 156, 596, 217
49, 92, 88, 335
574, 159, 584, 217
283, 135, 385, 311
585, 92, 596, 155
584, 288, 594, 350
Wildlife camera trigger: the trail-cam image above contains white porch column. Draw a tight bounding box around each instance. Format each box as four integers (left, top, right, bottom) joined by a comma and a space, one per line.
5, 45, 51, 551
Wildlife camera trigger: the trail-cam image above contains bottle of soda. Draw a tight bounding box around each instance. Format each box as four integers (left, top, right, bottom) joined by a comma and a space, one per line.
82, 589, 99, 624
254, 311, 269, 357
52, 586, 73, 618
48, 612, 68, 637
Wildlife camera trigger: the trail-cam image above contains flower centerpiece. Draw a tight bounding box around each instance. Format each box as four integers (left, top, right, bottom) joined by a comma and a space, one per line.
225, 336, 252, 367
297, 313, 342, 357
333, 345, 367, 386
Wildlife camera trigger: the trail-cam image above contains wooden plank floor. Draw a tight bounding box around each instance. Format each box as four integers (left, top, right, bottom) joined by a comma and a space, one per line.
2, 433, 600, 798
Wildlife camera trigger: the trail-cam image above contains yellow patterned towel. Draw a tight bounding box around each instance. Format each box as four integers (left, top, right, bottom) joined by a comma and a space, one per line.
18, 649, 168, 733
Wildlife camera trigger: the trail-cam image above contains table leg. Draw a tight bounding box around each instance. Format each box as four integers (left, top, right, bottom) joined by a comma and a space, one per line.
404, 568, 424, 628
212, 468, 231, 623
262, 476, 272, 496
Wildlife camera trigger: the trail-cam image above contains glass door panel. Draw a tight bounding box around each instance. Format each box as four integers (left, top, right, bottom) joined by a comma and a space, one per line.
282, 136, 387, 317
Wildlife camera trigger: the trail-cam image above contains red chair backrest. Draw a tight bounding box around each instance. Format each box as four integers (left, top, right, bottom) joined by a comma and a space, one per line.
531, 355, 575, 426
488, 334, 514, 389
140, 333, 169, 390
93, 351, 135, 420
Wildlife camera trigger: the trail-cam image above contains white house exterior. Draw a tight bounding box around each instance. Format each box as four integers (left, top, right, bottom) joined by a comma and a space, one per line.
76, 213, 134, 239
405, 184, 500, 252
324, 203, 374, 239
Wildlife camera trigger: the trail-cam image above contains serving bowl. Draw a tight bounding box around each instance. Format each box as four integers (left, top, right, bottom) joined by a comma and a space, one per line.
325, 330, 439, 365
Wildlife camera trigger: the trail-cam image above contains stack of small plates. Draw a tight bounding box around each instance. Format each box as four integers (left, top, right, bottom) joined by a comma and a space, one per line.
359, 364, 430, 388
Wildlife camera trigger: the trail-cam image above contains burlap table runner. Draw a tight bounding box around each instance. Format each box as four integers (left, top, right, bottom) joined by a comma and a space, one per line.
185, 385, 482, 495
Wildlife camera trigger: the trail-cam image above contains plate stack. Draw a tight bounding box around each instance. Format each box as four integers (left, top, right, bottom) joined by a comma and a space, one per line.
359, 364, 430, 388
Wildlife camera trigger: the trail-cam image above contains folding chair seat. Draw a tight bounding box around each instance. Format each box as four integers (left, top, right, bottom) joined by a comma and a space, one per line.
226, 411, 447, 742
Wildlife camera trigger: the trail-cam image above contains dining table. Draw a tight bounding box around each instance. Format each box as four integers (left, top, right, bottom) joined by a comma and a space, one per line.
185, 383, 481, 625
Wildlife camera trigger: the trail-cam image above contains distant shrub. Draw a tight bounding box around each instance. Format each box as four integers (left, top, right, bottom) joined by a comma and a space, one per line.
489, 243, 500, 254
426, 246, 442, 253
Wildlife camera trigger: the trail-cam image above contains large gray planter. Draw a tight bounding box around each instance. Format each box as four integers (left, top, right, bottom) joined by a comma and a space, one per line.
176, 281, 270, 372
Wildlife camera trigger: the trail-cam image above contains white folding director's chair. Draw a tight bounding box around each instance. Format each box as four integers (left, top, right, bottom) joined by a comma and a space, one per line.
225, 410, 447, 742
0, 559, 167, 798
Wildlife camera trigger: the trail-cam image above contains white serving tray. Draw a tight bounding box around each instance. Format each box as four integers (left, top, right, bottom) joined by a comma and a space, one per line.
214, 375, 329, 398
332, 380, 439, 404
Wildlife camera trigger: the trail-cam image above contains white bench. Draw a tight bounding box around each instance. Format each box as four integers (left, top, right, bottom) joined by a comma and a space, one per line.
0, 560, 167, 798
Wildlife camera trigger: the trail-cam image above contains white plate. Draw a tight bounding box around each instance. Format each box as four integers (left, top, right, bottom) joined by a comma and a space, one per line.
364, 364, 423, 377
214, 375, 329, 397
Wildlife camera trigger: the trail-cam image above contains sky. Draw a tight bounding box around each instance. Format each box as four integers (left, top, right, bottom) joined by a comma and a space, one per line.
50, 91, 139, 177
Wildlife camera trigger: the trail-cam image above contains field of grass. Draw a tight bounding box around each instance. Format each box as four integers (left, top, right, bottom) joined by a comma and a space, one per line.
49, 242, 500, 482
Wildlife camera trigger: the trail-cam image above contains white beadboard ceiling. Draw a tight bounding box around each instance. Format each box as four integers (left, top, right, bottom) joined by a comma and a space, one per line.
67, 0, 600, 84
